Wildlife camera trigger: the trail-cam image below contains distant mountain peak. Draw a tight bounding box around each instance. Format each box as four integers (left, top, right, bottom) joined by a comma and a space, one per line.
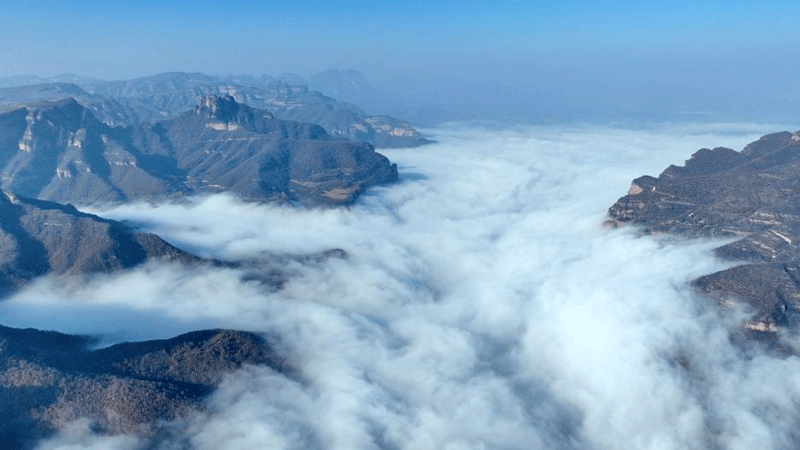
19, 97, 99, 134
25, 82, 88, 97
194, 94, 239, 120
265, 81, 309, 96
193, 94, 273, 122
25, 97, 89, 118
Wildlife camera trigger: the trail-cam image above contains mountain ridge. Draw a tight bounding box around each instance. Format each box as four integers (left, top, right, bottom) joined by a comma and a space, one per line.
0, 71, 431, 148
0, 188, 195, 295
607, 129, 800, 336
0, 325, 284, 448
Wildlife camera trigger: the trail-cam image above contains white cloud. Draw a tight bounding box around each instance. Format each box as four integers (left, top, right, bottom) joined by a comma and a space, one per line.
34, 419, 143, 450
18, 122, 800, 449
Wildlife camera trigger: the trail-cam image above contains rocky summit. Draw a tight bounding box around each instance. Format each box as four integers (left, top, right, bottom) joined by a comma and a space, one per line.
607, 130, 800, 335
0, 326, 283, 449
0, 95, 398, 206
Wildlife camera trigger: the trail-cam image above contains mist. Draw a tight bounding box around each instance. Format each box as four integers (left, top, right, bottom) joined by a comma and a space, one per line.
5, 123, 800, 449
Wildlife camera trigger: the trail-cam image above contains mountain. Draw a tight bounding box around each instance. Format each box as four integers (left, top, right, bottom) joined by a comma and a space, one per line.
277, 70, 460, 128
156, 95, 399, 204
239, 81, 431, 148
0, 325, 283, 449
0, 82, 140, 126
607, 130, 800, 335
88, 72, 431, 147
0, 73, 103, 89
0, 189, 194, 295
0, 98, 184, 203
305, 69, 390, 115
0, 83, 89, 105
0, 96, 398, 206
88, 72, 234, 121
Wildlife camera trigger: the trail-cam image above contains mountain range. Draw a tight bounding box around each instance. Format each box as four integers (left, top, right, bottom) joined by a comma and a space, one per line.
0, 80, 400, 447
0, 71, 431, 148
0, 95, 398, 206
4, 70, 800, 446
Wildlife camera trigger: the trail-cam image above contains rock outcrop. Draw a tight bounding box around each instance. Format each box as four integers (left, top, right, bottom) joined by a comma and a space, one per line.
0, 98, 184, 203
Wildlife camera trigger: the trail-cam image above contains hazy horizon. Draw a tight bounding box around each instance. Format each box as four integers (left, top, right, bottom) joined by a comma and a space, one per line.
2, 1, 799, 123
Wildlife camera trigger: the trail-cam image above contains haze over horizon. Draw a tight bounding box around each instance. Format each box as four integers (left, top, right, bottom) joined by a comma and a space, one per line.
2, 0, 800, 122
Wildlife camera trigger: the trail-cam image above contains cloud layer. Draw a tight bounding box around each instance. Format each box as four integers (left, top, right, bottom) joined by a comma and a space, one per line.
7, 122, 800, 449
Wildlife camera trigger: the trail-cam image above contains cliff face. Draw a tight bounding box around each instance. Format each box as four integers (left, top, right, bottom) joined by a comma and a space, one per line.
607, 130, 800, 334
0, 96, 398, 206
0, 326, 283, 449
0, 98, 184, 203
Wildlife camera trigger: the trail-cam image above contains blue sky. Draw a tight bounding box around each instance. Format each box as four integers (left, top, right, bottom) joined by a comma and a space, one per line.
1, 1, 799, 121
1, 0, 797, 79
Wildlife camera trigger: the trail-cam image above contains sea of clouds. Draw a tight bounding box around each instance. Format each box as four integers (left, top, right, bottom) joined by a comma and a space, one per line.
5, 122, 800, 449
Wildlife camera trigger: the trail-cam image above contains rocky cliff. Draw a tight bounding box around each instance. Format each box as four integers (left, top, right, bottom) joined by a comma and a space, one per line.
607, 130, 800, 335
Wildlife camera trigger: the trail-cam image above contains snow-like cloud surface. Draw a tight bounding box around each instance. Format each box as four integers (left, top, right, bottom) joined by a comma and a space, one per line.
13, 123, 800, 449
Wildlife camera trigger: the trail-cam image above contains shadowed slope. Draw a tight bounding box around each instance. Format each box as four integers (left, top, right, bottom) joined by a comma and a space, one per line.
0, 325, 284, 448
0, 190, 194, 295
